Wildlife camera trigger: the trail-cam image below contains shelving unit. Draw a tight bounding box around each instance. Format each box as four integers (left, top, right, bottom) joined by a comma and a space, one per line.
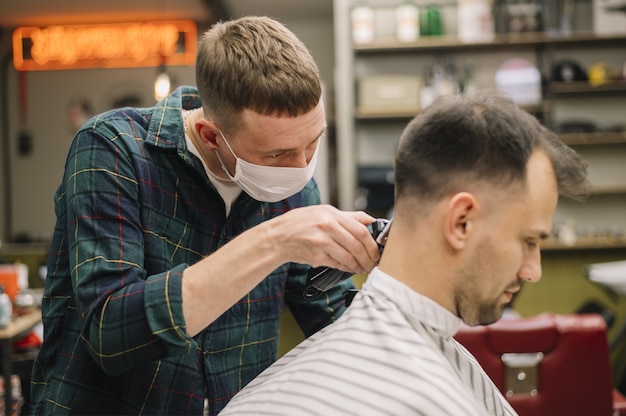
550, 81, 626, 94
559, 131, 626, 146
543, 239, 626, 251
353, 31, 626, 53
356, 103, 549, 121
333, 0, 626, 235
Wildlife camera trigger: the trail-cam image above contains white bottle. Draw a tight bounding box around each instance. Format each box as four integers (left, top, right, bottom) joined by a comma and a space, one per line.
0, 286, 12, 328
396, 3, 420, 43
457, 0, 495, 43
351, 5, 376, 45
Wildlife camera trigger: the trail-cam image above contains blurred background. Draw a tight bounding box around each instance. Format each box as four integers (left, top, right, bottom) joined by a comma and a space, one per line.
0, 1, 625, 413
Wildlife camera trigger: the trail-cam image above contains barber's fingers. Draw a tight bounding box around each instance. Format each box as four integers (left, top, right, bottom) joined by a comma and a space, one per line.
268, 205, 380, 274
324, 210, 381, 271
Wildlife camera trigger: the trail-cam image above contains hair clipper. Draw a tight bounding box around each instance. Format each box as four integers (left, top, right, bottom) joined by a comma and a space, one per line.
303, 218, 391, 300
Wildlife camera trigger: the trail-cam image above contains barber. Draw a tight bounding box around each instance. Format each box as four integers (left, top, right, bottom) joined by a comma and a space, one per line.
29, 16, 379, 416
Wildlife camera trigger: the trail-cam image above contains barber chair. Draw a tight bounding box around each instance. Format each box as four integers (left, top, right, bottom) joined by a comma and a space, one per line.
454, 313, 626, 416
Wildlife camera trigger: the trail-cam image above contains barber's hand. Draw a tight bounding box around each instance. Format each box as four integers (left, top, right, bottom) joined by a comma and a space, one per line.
266, 205, 380, 274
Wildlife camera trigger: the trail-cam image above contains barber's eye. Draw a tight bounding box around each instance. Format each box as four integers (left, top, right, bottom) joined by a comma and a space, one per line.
312, 136, 323, 148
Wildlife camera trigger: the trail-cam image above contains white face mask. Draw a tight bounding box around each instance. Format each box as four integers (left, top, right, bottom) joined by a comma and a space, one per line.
215, 129, 319, 202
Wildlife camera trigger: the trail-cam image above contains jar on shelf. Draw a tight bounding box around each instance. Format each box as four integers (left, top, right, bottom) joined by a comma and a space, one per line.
395, 2, 420, 43
351, 4, 376, 45
457, 0, 495, 43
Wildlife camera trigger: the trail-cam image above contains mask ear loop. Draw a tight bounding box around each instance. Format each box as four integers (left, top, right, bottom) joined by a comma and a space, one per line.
217, 128, 239, 160
214, 128, 239, 180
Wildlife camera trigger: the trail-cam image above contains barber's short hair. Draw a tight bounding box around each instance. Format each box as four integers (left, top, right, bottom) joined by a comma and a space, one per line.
196, 16, 322, 133
394, 91, 588, 204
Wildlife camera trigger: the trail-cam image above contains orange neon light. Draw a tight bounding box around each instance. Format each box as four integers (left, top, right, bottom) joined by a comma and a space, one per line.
13, 20, 197, 71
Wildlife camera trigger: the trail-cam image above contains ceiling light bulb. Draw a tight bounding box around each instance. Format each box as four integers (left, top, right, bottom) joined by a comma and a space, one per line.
154, 71, 171, 101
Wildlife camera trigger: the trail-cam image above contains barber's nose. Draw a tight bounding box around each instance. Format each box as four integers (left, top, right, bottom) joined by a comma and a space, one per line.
289, 151, 310, 168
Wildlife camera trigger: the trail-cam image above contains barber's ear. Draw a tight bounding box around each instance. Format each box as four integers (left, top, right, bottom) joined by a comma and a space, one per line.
443, 192, 478, 250
197, 119, 220, 148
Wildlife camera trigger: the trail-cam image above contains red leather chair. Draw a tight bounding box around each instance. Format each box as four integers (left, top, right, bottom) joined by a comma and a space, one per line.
454, 313, 626, 416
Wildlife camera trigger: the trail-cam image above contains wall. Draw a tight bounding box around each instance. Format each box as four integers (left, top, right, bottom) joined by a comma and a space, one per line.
0, 28, 11, 242
0, 25, 199, 242
278, 16, 336, 204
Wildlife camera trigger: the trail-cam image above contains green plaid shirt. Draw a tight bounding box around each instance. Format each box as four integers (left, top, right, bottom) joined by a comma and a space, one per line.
30, 86, 352, 415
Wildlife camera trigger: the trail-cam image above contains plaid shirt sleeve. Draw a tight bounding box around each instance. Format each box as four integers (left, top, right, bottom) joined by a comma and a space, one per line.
58, 115, 196, 374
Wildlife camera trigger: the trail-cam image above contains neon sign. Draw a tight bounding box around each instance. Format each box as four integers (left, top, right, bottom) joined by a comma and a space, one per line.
13, 20, 197, 71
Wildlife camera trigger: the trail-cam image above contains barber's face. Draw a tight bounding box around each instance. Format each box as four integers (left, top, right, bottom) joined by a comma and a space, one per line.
455, 150, 558, 326
214, 100, 326, 177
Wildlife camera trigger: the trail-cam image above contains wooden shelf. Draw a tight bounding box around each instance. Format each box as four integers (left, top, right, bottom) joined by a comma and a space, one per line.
590, 184, 626, 195
355, 34, 499, 53
543, 238, 626, 251
356, 108, 419, 120
356, 103, 548, 121
354, 32, 626, 54
550, 81, 626, 95
559, 131, 626, 146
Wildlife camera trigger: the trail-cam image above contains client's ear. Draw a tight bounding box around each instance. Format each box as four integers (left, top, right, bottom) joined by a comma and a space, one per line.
443, 192, 478, 251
